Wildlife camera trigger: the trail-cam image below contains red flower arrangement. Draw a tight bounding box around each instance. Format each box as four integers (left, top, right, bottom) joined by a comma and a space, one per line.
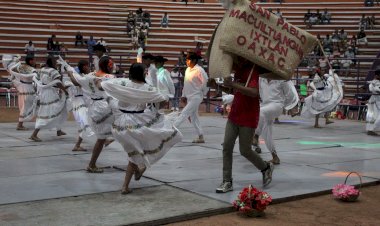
233, 185, 272, 217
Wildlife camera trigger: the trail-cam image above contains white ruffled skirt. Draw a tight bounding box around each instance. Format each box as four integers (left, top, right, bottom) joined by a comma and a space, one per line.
35, 88, 67, 130
88, 99, 114, 139
366, 95, 380, 131
13, 81, 36, 122
301, 85, 343, 118
70, 96, 93, 137
112, 107, 183, 168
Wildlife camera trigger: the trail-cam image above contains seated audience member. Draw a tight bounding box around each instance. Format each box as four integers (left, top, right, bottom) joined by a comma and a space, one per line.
25, 40, 36, 56
321, 8, 331, 24
60, 43, 68, 59
161, 12, 169, 28
344, 46, 356, 65
339, 29, 348, 48
349, 35, 359, 54
142, 10, 151, 27
331, 30, 340, 47
307, 13, 318, 28
359, 14, 368, 30
304, 9, 312, 22
47, 34, 56, 55
357, 28, 368, 46
364, 0, 374, 6
75, 31, 84, 47
275, 8, 283, 19
323, 34, 333, 50
367, 14, 375, 29
315, 9, 322, 24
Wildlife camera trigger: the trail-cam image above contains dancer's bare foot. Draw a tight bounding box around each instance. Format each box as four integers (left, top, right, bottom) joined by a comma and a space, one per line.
29, 136, 42, 142
57, 130, 66, 136
270, 153, 280, 165
72, 146, 87, 152
17, 126, 29, 131
86, 166, 103, 173
367, 131, 379, 136
325, 120, 334, 125
104, 139, 114, 147
121, 187, 132, 195
134, 166, 146, 181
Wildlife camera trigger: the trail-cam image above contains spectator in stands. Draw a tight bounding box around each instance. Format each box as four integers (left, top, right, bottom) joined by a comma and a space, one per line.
275, 8, 283, 19
53, 41, 61, 55
321, 8, 331, 24
315, 9, 322, 24
138, 31, 146, 49
345, 46, 356, 65
127, 11, 135, 26
25, 40, 36, 56
60, 43, 68, 59
170, 67, 182, 111
93, 43, 107, 71
142, 10, 151, 27
307, 13, 318, 28
87, 36, 97, 62
339, 29, 348, 48
349, 35, 359, 54
47, 34, 56, 55
136, 7, 143, 17
357, 28, 368, 46
161, 12, 169, 28
97, 38, 110, 52
367, 14, 375, 29
75, 31, 84, 47
364, 0, 374, 6
331, 55, 341, 71
359, 14, 368, 30
323, 34, 333, 52
319, 56, 328, 71
340, 54, 352, 77
304, 9, 312, 23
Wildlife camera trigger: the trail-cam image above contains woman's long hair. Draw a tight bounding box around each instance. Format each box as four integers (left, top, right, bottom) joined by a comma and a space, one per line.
98, 56, 112, 74
129, 63, 146, 83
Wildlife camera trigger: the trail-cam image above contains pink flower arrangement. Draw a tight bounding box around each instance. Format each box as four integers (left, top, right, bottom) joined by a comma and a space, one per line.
233, 185, 272, 216
332, 184, 360, 201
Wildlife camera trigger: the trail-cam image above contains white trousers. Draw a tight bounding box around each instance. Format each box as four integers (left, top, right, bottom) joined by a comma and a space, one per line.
174, 96, 203, 136
255, 102, 283, 154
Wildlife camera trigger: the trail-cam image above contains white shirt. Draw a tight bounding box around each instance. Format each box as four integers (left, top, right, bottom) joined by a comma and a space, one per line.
145, 64, 157, 87
156, 67, 175, 98
170, 71, 180, 84
259, 78, 293, 105
97, 40, 107, 46
93, 54, 106, 72
182, 64, 208, 99
25, 44, 36, 52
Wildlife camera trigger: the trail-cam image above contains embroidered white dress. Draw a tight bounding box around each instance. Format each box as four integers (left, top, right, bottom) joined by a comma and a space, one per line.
366, 79, 380, 132
65, 80, 93, 137
301, 72, 343, 118
71, 71, 115, 139
33, 67, 67, 129
10, 64, 36, 122
102, 78, 183, 168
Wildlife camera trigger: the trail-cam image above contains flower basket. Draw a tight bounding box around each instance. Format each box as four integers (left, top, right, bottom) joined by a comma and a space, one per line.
233, 185, 272, 218
332, 172, 362, 202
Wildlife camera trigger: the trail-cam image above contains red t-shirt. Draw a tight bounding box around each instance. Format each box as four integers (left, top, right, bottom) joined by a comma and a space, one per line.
228, 63, 260, 128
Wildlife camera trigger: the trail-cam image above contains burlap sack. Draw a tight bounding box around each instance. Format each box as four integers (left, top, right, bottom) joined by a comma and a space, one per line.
219, 0, 318, 80
207, 12, 234, 79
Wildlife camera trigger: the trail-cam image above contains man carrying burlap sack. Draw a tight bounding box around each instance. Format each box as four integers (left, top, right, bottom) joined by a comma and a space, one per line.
209, 57, 274, 193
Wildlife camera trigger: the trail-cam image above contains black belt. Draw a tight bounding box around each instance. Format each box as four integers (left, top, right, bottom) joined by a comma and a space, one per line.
20, 80, 33, 84
316, 87, 325, 91
119, 109, 144, 114
75, 95, 83, 97
91, 97, 104, 101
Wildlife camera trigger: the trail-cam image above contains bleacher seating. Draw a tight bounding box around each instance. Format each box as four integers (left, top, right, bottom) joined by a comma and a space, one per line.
0, 0, 379, 100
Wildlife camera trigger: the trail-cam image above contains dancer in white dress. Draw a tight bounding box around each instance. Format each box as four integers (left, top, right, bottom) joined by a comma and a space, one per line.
252, 79, 299, 164
60, 56, 115, 173
366, 69, 380, 136
174, 52, 209, 143
64, 60, 93, 151
29, 57, 67, 142
8, 55, 37, 130
301, 69, 343, 128
101, 63, 183, 194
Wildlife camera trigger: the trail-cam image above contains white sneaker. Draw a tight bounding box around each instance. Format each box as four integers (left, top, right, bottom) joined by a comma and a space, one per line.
175, 107, 179, 111
171, 107, 175, 111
